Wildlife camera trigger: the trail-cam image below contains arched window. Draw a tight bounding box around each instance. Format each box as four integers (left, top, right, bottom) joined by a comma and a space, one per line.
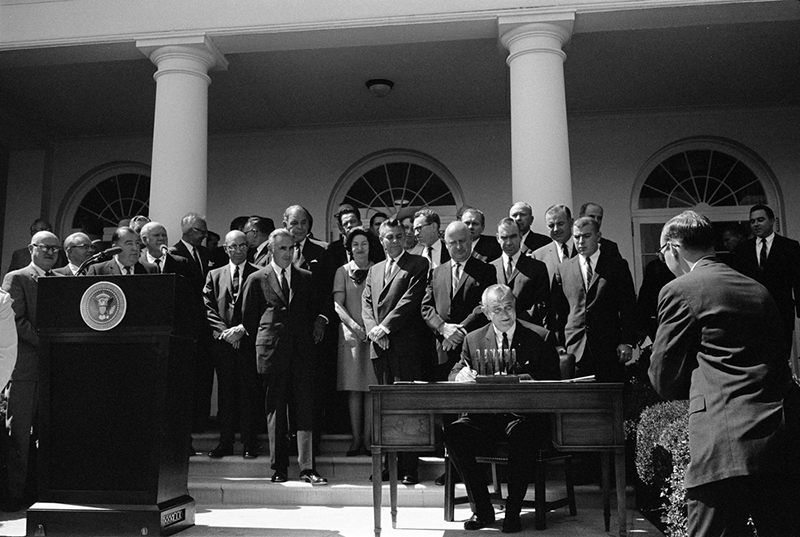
631, 137, 779, 284
327, 149, 464, 241
57, 162, 151, 238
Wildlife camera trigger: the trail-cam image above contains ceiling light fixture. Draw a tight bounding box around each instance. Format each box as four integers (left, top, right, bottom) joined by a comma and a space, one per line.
366, 78, 394, 98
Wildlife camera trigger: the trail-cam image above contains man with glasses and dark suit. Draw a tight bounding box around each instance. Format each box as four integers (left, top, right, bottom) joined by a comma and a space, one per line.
2, 230, 62, 511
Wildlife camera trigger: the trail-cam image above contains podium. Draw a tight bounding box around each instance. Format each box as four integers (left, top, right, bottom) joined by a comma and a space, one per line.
27, 274, 197, 536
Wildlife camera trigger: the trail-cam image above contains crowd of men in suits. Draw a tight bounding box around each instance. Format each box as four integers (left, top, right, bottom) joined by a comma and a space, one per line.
1, 201, 798, 530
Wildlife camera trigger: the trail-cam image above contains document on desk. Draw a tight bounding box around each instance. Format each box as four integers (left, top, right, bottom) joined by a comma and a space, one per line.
519, 375, 596, 383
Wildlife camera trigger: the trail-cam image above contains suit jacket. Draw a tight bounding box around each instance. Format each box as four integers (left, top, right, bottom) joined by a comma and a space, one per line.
362, 252, 431, 379
555, 250, 637, 381
599, 237, 621, 259
649, 257, 792, 488
491, 254, 550, 326
171, 241, 210, 290
532, 241, 577, 289
252, 242, 271, 268
471, 235, 502, 263
52, 265, 76, 276
450, 321, 561, 382
521, 231, 551, 255
421, 256, 495, 366
85, 259, 148, 275
1, 264, 60, 381
241, 264, 318, 377
204, 262, 258, 338
413, 240, 451, 268
139, 252, 191, 277
732, 234, 800, 338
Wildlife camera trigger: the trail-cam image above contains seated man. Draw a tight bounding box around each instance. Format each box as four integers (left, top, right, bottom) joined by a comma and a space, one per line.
444, 284, 561, 533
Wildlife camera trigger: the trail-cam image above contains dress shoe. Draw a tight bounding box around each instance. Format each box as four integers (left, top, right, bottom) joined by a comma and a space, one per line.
271, 471, 288, 483
299, 469, 328, 486
243, 448, 258, 459
501, 515, 522, 533
188, 443, 200, 457
208, 444, 234, 458
464, 513, 495, 531
401, 474, 418, 485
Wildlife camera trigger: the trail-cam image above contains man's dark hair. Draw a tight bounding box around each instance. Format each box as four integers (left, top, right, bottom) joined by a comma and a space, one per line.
337, 207, 360, 225
414, 208, 440, 228
246, 216, 276, 235
545, 204, 573, 221
230, 216, 250, 231
663, 211, 716, 251
111, 226, 136, 245
379, 218, 403, 237
749, 204, 775, 220
369, 212, 388, 228
459, 207, 485, 226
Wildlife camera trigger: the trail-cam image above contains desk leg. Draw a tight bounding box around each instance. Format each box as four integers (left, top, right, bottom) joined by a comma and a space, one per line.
615, 448, 627, 537
389, 451, 398, 528
601, 452, 611, 532
373, 449, 382, 537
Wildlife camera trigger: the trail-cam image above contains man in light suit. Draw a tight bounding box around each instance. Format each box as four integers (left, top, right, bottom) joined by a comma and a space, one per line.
422, 221, 495, 380
509, 202, 550, 255
444, 284, 561, 533
2, 230, 62, 510
554, 217, 637, 382
362, 218, 432, 484
460, 207, 502, 263
243, 216, 275, 267
85, 227, 148, 275
492, 219, 550, 327
138, 222, 190, 276
203, 230, 260, 459
650, 210, 799, 536
241, 229, 328, 485
731, 204, 800, 355
412, 208, 450, 270
53, 232, 93, 276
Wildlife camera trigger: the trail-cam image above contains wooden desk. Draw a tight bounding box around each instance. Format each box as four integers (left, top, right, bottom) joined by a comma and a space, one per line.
370, 381, 626, 537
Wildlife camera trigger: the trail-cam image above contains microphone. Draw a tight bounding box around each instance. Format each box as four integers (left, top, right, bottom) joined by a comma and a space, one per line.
76, 246, 123, 275
160, 245, 170, 257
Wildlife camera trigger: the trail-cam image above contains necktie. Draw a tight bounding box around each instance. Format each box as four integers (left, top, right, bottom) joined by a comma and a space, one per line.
232, 265, 240, 298
759, 238, 768, 270
384, 258, 395, 286
505, 258, 513, 283
425, 246, 433, 266
452, 262, 461, 296
192, 247, 203, 275
124, 266, 132, 275
44, 270, 53, 277
501, 332, 509, 365
154, 257, 162, 274
561, 243, 569, 262
293, 243, 302, 267
585, 257, 593, 288
281, 268, 290, 303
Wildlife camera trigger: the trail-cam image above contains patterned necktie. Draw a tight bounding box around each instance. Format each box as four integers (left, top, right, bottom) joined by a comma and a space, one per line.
759, 238, 768, 270
452, 262, 461, 296
505, 257, 513, 283
585, 257, 593, 288
281, 268, 290, 303
154, 257, 162, 274
425, 246, 433, 267
561, 243, 569, 262
232, 265, 240, 298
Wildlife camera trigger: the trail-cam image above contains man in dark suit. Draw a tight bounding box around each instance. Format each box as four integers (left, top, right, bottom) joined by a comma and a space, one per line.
732, 204, 800, 355
2, 230, 62, 510
85, 227, 148, 275
7, 219, 67, 274
203, 230, 260, 459
422, 221, 495, 380
53, 232, 93, 276
554, 217, 637, 382
509, 202, 550, 255
241, 229, 328, 485
650, 210, 799, 536
171, 212, 211, 287
412, 208, 450, 271
243, 216, 275, 267
327, 206, 362, 270
578, 202, 621, 258
460, 207, 502, 263
444, 284, 561, 533
492, 219, 550, 326
362, 219, 432, 484
138, 222, 190, 276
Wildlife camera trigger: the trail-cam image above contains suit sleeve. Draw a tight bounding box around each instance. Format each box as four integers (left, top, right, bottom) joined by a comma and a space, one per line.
648, 284, 698, 400
361, 267, 377, 333
420, 275, 445, 333
0, 291, 18, 388
240, 272, 263, 344
459, 263, 495, 332
448, 332, 473, 381
525, 260, 551, 326
2, 274, 37, 349
203, 272, 229, 338
379, 259, 427, 333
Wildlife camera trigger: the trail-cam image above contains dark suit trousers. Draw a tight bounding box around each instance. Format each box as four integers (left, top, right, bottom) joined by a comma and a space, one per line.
5, 380, 38, 500
212, 340, 260, 448
263, 365, 315, 472
687, 473, 800, 537
444, 414, 549, 518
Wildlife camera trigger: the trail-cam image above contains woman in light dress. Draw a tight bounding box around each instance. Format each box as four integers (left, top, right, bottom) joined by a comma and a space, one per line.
333, 227, 378, 456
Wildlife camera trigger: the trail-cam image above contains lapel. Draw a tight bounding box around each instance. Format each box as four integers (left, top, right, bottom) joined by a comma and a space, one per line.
267, 266, 288, 307
219, 265, 234, 303
379, 257, 401, 299
482, 324, 498, 351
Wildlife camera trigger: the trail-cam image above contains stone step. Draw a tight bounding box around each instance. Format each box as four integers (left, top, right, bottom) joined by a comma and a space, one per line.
191, 432, 353, 455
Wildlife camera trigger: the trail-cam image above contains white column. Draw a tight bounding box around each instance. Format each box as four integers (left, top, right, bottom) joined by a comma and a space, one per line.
137, 35, 227, 242
499, 14, 574, 231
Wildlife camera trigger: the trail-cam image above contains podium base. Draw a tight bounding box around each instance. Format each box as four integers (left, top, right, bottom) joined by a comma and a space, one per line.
26, 495, 195, 536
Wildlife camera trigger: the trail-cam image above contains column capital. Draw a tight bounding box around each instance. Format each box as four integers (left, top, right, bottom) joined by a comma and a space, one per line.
498, 12, 574, 62
136, 34, 228, 73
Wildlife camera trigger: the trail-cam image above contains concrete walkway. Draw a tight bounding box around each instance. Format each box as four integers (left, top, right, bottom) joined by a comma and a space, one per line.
0, 503, 660, 536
